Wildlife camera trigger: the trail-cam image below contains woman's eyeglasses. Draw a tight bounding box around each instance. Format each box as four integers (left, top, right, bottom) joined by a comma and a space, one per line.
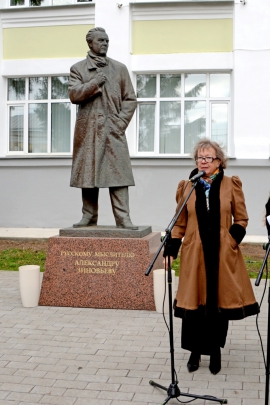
196, 156, 218, 163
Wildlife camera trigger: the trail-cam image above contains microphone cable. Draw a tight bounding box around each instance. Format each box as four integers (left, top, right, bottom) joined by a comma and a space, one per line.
256, 258, 269, 370
256, 198, 270, 369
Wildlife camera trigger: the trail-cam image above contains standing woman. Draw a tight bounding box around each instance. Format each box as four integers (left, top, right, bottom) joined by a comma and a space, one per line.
165, 138, 259, 375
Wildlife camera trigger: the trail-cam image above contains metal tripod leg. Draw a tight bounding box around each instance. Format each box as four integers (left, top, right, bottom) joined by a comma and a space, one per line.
150, 379, 227, 404
161, 395, 171, 405
149, 380, 168, 392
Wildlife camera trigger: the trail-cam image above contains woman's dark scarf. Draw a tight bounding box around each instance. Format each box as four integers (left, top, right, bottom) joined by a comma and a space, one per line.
194, 167, 223, 318
199, 168, 220, 211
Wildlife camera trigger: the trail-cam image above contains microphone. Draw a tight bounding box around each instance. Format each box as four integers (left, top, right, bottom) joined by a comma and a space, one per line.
189, 170, 206, 183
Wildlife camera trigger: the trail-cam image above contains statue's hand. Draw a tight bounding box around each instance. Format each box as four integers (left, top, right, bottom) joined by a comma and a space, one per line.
95, 69, 107, 87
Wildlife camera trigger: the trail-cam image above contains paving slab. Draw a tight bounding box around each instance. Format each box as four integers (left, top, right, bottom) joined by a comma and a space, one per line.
0, 271, 269, 404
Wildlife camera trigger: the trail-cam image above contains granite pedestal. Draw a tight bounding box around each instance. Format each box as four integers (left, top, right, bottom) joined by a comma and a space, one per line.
39, 226, 163, 310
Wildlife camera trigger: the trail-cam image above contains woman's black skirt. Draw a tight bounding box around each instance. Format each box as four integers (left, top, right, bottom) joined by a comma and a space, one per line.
181, 314, 229, 355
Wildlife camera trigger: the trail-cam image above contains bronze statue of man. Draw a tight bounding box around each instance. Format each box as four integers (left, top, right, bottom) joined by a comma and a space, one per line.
69, 27, 138, 229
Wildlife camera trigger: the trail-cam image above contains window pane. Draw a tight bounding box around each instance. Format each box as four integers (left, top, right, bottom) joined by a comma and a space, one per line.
9, 106, 24, 151
28, 104, 47, 153
185, 74, 206, 97
8, 78, 25, 101
137, 75, 156, 98
30, 0, 47, 5
160, 74, 181, 98
138, 104, 155, 152
184, 101, 206, 153
210, 74, 230, 97
52, 76, 69, 99
10, 0, 24, 4
51, 103, 71, 152
160, 101, 181, 154
211, 103, 228, 148
29, 77, 48, 100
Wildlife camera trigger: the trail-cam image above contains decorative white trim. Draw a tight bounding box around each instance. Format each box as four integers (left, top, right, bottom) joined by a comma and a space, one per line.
131, 2, 233, 20
130, 0, 233, 3
1, 4, 95, 28
3, 0, 95, 6
2, 58, 83, 76
131, 52, 233, 72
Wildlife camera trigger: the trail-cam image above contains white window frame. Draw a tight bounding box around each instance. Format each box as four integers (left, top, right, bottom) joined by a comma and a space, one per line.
136, 72, 231, 157
210, 100, 231, 147
7, 76, 75, 156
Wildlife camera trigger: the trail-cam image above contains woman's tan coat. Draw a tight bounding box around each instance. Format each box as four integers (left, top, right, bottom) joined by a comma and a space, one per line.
172, 170, 259, 320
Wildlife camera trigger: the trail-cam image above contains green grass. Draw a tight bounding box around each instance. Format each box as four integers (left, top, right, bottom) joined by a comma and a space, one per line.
171, 257, 180, 276
0, 249, 46, 272
0, 248, 267, 278
171, 255, 266, 278
244, 255, 266, 278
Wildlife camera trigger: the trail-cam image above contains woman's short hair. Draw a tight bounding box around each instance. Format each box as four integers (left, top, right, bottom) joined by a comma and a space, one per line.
192, 138, 228, 169
86, 27, 107, 46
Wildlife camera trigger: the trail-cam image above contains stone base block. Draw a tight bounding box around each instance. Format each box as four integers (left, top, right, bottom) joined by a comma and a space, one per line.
39, 232, 163, 310
59, 225, 152, 239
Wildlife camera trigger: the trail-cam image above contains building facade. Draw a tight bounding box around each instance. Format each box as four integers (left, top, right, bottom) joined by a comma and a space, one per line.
0, 0, 269, 235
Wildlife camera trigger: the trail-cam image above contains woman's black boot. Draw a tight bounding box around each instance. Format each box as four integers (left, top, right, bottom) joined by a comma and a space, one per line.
187, 352, 201, 372
209, 348, 221, 375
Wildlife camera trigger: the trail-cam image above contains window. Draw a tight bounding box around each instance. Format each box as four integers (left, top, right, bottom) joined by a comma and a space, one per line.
9, 0, 91, 7
8, 76, 73, 154
136, 73, 230, 155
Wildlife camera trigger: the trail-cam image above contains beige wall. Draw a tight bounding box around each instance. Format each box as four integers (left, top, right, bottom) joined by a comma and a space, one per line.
132, 19, 233, 54
3, 24, 94, 60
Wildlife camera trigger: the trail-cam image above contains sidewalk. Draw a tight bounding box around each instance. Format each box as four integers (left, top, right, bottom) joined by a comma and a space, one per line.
0, 228, 267, 243
0, 271, 268, 405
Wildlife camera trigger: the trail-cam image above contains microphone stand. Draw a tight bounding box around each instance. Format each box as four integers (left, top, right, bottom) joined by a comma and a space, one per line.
255, 238, 270, 405
145, 180, 227, 405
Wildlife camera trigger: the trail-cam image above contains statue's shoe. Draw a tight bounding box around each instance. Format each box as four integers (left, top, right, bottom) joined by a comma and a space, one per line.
116, 221, 138, 230
73, 217, 97, 228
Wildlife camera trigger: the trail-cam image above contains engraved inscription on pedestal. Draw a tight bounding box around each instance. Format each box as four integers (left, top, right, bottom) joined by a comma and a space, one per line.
64, 249, 134, 275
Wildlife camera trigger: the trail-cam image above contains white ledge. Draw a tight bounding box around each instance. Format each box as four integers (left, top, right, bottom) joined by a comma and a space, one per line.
1, 4, 94, 28
0, 228, 59, 239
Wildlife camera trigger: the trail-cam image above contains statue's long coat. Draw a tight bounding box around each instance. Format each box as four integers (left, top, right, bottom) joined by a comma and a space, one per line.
172, 169, 259, 320
69, 54, 137, 188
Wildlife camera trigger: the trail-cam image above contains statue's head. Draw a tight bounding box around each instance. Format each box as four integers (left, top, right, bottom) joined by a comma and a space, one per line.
86, 27, 109, 56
